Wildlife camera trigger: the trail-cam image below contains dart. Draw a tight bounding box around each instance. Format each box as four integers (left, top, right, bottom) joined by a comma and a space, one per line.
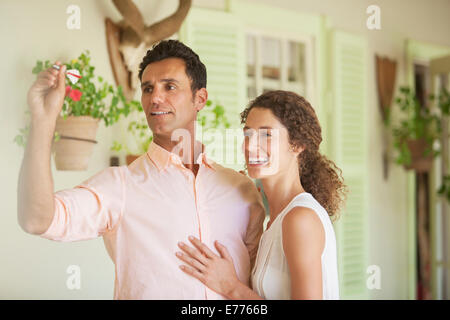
52, 64, 82, 84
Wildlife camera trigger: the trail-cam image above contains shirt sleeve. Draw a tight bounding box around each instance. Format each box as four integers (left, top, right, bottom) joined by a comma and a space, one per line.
40, 166, 126, 242
243, 180, 266, 270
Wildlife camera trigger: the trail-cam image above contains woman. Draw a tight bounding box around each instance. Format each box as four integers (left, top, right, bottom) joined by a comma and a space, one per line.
175, 91, 348, 299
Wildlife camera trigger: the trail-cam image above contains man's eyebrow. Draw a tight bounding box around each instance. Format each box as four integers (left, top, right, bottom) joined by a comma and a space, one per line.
141, 81, 151, 89
141, 79, 180, 88
160, 78, 180, 84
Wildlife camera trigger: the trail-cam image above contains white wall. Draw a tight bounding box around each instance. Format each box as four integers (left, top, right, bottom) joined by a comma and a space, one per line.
2, 0, 450, 299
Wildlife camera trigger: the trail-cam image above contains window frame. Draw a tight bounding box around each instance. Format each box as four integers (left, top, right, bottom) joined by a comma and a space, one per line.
244, 28, 316, 109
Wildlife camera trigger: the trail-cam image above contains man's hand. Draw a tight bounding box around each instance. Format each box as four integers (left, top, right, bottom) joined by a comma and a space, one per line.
27, 61, 66, 123
17, 61, 66, 234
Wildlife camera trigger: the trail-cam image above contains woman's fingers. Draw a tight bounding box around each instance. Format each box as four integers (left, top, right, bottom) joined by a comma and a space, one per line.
188, 236, 218, 259
179, 264, 205, 283
178, 241, 209, 265
214, 241, 233, 262
176, 251, 206, 272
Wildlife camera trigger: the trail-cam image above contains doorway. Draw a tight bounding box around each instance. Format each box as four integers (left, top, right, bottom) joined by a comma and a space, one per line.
429, 55, 450, 300
406, 40, 450, 300
413, 63, 432, 300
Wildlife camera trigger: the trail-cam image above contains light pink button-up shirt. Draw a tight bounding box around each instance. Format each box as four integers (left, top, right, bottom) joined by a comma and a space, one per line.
41, 141, 265, 299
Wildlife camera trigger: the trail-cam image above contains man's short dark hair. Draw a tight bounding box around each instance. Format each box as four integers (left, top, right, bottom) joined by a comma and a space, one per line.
138, 40, 207, 93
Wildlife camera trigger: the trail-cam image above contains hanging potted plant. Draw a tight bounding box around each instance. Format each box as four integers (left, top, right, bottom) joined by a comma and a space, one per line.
111, 100, 230, 165
388, 86, 450, 204
390, 86, 442, 172
14, 50, 141, 170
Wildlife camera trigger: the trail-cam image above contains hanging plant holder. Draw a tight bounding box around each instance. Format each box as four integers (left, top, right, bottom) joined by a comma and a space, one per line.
403, 138, 433, 173
126, 154, 139, 165
53, 116, 99, 171
375, 55, 397, 180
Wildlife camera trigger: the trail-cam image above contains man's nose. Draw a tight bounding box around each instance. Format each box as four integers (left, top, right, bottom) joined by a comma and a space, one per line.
150, 87, 164, 105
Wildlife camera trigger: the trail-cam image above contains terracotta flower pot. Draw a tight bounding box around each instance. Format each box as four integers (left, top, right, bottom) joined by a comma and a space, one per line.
126, 154, 140, 165
404, 138, 434, 173
53, 116, 99, 171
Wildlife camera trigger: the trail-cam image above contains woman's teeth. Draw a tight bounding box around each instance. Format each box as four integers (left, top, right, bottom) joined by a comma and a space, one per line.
248, 157, 269, 165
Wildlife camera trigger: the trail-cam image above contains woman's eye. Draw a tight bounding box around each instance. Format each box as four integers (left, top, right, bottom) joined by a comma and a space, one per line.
167, 84, 176, 90
143, 87, 152, 93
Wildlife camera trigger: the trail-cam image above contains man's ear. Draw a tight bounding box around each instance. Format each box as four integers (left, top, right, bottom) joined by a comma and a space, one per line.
194, 88, 208, 112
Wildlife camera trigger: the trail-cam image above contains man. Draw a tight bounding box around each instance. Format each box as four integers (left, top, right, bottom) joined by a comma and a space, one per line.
17, 40, 265, 299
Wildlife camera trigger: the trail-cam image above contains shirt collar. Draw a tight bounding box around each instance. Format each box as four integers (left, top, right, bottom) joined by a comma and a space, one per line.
146, 140, 215, 172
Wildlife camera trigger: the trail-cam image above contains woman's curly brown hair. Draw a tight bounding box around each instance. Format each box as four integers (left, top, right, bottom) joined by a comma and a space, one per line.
241, 90, 348, 220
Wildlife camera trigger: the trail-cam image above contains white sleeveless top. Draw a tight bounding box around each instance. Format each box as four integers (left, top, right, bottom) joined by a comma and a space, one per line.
251, 192, 340, 299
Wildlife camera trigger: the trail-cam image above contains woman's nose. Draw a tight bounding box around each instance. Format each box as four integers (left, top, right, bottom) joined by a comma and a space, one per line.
244, 135, 260, 157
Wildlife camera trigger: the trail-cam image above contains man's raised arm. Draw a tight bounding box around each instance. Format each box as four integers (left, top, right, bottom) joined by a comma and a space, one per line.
17, 62, 67, 235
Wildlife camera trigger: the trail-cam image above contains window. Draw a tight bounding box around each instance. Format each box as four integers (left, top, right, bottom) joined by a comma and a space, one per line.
245, 31, 313, 102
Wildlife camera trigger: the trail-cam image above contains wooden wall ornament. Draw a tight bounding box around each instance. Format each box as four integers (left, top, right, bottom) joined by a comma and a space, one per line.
105, 0, 192, 101
375, 55, 397, 180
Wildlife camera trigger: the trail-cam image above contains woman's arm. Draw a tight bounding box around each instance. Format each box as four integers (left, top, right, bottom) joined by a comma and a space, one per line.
227, 278, 263, 300
176, 236, 264, 300
282, 206, 325, 299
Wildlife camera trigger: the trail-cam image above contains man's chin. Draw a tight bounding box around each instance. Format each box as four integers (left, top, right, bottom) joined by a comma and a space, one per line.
149, 124, 172, 136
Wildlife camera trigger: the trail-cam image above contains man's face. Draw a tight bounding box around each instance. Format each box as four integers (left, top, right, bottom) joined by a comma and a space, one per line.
140, 58, 207, 140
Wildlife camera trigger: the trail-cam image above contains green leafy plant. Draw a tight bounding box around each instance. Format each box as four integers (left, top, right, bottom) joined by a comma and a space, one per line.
198, 100, 231, 132
111, 117, 153, 155
390, 86, 443, 166
14, 50, 140, 147
389, 86, 450, 203
438, 175, 450, 201
111, 99, 231, 155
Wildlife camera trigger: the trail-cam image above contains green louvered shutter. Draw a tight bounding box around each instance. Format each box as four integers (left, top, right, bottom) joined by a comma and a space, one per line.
331, 31, 369, 299
179, 7, 245, 170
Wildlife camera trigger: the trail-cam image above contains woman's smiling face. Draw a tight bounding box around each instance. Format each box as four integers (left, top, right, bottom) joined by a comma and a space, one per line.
243, 107, 302, 179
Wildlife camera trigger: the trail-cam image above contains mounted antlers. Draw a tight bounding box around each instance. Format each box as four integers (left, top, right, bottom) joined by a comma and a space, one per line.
105, 0, 192, 100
